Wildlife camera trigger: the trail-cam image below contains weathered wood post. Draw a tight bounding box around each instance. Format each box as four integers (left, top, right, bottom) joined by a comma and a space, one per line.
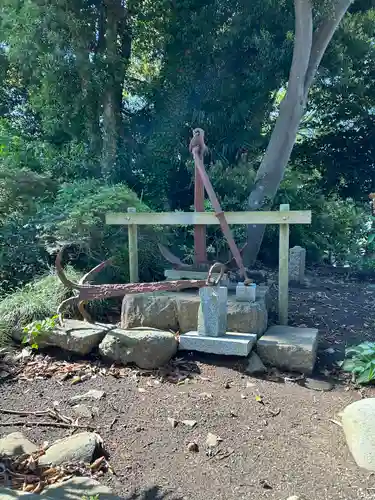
278, 204, 290, 325
127, 207, 139, 283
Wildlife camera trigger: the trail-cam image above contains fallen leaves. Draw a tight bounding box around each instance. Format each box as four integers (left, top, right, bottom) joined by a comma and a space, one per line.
0, 449, 112, 494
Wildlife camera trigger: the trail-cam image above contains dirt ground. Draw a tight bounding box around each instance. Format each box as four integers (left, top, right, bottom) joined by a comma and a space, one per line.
1, 272, 375, 500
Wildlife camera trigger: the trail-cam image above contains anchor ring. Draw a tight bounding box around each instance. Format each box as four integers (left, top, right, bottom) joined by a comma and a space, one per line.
206, 262, 225, 286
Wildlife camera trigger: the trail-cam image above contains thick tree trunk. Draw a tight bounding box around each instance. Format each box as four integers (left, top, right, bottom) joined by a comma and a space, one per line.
101, 0, 132, 180
244, 0, 354, 266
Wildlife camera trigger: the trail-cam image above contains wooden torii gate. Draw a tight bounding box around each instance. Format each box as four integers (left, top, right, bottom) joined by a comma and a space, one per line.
106, 205, 312, 325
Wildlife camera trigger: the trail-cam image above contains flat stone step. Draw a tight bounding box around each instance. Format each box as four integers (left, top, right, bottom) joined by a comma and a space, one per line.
256, 325, 319, 375
179, 331, 257, 356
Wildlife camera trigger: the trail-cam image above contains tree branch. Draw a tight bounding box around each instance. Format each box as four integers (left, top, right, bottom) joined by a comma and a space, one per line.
288, 0, 313, 99
304, 0, 354, 97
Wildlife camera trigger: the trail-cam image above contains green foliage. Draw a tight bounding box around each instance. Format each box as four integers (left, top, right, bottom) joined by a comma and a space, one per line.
38, 179, 166, 282
0, 0, 373, 292
340, 342, 375, 385
0, 267, 81, 345
22, 314, 58, 349
0, 215, 50, 294
269, 168, 369, 265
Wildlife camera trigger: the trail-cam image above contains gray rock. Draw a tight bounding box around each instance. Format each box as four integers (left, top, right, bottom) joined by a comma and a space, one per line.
0, 477, 120, 499
38, 432, 102, 466
342, 398, 375, 471
257, 325, 318, 375
99, 328, 177, 369
40, 476, 120, 499
69, 389, 105, 404
304, 378, 333, 392
245, 351, 267, 375
72, 404, 92, 418
37, 320, 113, 355
121, 292, 178, 331
0, 432, 38, 456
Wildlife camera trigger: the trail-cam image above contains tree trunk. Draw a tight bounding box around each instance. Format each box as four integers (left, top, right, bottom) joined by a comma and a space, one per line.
101, 0, 132, 181
244, 0, 354, 266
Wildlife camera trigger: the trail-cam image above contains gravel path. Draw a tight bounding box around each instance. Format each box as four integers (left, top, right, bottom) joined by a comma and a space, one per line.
1, 273, 375, 500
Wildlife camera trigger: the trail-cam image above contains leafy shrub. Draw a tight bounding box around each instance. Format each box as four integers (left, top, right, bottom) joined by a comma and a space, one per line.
0, 215, 50, 294
37, 179, 167, 282
0, 267, 81, 346
206, 162, 368, 266
340, 342, 375, 384
22, 314, 59, 349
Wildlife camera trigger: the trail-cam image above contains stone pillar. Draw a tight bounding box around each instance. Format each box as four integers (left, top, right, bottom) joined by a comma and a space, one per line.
289, 246, 306, 283
197, 286, 227, 337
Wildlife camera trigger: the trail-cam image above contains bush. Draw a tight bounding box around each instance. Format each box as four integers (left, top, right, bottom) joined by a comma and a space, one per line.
340, 342, 375, 385
206, 161, 368, 267
0, 215, 50, 294
38, 179, 167, 282
0, 266, 81, 346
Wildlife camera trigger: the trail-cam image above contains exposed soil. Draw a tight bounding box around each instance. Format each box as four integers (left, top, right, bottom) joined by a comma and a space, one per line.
1, 272, 375, 500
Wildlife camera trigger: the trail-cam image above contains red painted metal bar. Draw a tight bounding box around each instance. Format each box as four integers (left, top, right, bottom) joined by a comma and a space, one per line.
192, 147, 247, 280
194, 161, 207, 265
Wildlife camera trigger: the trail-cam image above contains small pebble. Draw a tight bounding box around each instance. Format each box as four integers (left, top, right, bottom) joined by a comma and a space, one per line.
187, 442, 199, 452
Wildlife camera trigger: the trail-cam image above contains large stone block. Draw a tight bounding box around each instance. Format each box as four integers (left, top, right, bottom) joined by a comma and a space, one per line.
121, 288, 270, 335
99, 327, 177, 369
121, 292, 178, 331
256, 325, 318, 374
227, 300, 268, 337
38, 320, 111, 355
342, 398, 375, 471
176, 291, 268, 335
179, 331, 257, 356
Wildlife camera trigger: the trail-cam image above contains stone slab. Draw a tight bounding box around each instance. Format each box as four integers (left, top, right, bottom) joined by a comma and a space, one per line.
256, 325, 318, 374
0, 432, 38, 456
179, 331, 257, 356
38, 320, 112, 355
165, 269, 225, 281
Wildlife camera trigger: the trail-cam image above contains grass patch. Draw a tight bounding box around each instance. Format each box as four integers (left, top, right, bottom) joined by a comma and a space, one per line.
0, 266, 82, 347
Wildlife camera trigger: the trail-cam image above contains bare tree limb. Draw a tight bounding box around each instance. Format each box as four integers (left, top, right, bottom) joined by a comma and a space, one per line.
304, 0, 354, 96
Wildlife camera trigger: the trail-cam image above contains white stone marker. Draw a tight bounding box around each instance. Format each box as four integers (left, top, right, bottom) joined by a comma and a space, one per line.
235, 282, 256, 302
197, 286, 227, 337
289, 246, 306, 283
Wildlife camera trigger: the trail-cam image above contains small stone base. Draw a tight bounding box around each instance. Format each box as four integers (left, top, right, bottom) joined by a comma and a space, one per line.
179, 331, 257, 356
256, 325, 318, 374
